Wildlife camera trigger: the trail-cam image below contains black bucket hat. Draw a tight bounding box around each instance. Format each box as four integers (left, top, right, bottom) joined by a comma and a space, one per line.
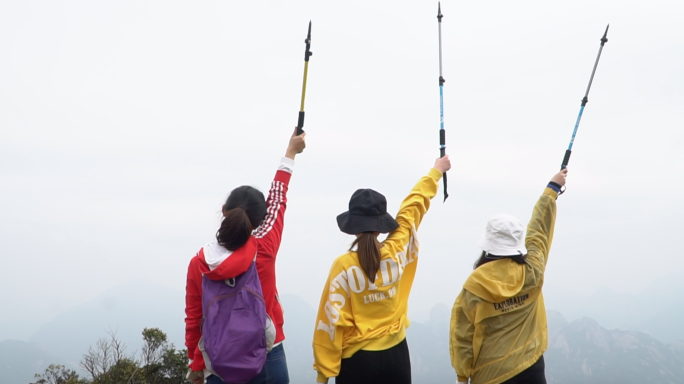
337, 189, 399, 235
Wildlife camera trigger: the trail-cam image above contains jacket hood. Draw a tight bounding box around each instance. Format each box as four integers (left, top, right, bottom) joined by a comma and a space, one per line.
198, 237, 257, 280
463, 259, 525, 302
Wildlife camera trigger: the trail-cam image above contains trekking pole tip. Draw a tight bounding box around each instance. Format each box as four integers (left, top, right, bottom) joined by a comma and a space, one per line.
437, 2, 443, 21
601, 24, 609, 44
304, 20, 312, 60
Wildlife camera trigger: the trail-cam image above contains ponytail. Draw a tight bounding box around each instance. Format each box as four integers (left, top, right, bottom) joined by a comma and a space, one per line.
216, 207, 253, 251
351, 232, 382, 283
216, 185, 266, 251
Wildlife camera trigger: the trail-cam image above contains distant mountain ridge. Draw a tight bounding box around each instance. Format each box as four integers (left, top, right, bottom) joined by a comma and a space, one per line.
0, 339, 70, 384
282, 299, 684, 383
544, 272, 684, 345
28, 279, 185, 367
546, 310, 684, 384
5, 281, 684, 384
405, 302, 456, 382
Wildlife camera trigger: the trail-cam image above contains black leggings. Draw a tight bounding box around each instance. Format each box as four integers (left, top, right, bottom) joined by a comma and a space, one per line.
501, 355, 546, 384
336, 338, 411, 384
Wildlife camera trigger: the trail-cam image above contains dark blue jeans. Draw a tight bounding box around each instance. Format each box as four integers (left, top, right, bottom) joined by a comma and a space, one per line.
206, 343, 289, 384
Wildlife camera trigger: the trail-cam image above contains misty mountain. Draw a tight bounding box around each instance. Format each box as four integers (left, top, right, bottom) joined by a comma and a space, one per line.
28, 279, 185, 367
544, 273, 684, 344
9, 283, 684, 384
278, 294, 318, 383
546, 310, 684, 384
404, 302, 456, 383
0, 339, 70, 384
283, 299, 684, 383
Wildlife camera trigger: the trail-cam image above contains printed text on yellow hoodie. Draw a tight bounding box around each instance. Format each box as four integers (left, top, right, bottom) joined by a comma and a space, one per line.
450, 187, 558, 384
312, 168, 442, 383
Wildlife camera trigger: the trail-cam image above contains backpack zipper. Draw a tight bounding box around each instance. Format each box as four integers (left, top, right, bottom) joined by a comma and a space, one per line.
204, 286, 266, 315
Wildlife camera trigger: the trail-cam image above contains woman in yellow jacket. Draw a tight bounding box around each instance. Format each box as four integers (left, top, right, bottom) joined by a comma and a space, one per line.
312, 156, 451, 384
449, 168, 568, 384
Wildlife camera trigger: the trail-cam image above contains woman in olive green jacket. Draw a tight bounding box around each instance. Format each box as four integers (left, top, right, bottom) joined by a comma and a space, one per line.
449, 169, 567, 384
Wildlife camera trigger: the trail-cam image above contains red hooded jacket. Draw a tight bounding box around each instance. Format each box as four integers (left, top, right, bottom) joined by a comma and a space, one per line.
185, 161, 292, 372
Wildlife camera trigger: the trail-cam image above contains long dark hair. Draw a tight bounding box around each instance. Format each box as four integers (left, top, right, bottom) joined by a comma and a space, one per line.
351, 232, 382, 283
216, 186, 266, 251
473, 251, 527, 270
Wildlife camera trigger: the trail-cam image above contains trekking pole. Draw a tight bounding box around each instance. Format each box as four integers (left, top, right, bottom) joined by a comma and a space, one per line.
437, 2, 448, 201
296, 21, 313, 136
561, 24, 609, 170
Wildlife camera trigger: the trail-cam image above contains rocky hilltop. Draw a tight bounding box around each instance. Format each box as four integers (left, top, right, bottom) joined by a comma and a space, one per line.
546, 310, 684, 384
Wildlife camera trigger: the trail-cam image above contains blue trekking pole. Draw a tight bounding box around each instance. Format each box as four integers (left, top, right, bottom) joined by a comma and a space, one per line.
437, 2, 448, 201
561, 24, 609, 170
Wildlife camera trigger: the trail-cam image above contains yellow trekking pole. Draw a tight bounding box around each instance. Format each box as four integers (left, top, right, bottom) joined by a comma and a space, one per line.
296, 21, 313, 136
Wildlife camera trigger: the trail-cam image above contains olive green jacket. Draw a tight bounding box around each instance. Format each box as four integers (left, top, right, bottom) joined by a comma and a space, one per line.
450, 187, 558, 384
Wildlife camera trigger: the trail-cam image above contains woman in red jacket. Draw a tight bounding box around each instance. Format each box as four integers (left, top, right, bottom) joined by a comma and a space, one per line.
185, 129, 306, 384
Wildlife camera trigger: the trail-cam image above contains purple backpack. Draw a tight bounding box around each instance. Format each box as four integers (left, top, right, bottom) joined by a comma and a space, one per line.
199, 260, 276, 383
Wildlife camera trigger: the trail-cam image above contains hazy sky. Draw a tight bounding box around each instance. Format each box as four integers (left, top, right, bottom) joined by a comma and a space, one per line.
1, 0, 683, 341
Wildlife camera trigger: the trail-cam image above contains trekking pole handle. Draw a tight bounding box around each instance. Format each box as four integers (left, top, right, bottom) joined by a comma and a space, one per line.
297, 112, 305, 136
561, 149, 571, 170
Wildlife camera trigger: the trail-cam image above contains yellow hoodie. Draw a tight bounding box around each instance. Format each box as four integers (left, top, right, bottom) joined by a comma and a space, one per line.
312, 168, 442, 383
450, 187, 558, 384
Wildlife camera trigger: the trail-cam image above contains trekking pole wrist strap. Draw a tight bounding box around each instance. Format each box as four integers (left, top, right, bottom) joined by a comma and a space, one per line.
547, 181, 564, 195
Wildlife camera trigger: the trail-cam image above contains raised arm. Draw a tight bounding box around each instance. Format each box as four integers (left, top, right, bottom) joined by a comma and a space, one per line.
384, 156, 451, 248
253, 129, 306, 256
525, 168, 567, 285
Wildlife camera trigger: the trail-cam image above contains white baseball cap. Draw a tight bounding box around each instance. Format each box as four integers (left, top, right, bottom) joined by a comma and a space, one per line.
477, 214, 528, 256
